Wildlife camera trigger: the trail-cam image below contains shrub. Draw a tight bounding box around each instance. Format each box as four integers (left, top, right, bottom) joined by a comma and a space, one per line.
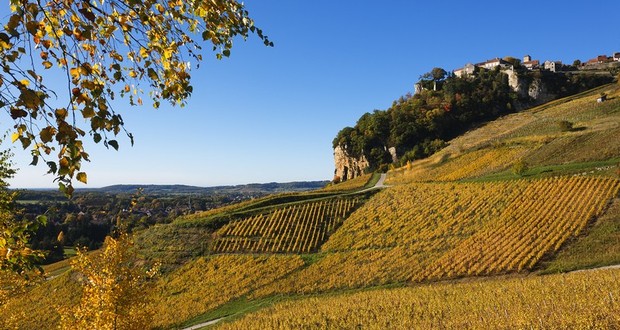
512, 159, 529, 176
558, 120, 574, 132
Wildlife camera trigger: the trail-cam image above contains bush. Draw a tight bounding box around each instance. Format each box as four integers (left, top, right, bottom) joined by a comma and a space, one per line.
512, 159, 529, 176
558, 120, 574, 132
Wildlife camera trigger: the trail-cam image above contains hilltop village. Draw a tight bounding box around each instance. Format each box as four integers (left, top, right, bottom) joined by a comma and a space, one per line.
453, 52, 620, 77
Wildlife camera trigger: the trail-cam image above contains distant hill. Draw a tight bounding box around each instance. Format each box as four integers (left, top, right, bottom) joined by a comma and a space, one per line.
91, 181, 330, 195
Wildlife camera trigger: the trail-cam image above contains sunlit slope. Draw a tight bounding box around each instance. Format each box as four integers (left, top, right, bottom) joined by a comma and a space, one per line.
212, 197, 361, 253
253, 177, 619, 295
151, 255, 304, 328
135, 192, 366, 272
0, 272, 81, 329
219, 267, 620, 329
321, 173, 373, 192
388, 84, 620, 184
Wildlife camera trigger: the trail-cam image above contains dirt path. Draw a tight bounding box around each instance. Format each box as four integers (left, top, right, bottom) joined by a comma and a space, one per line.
569, 264, 620, 274
181, 317, 224, 330
358, 173, 388, 193
374, 173, 387, 188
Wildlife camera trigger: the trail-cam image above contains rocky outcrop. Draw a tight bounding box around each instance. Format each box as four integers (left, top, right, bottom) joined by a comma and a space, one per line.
388, 147, 398, 163
505, 68, 554, 103
527, 77, 555, 104
333, 145, 370, 181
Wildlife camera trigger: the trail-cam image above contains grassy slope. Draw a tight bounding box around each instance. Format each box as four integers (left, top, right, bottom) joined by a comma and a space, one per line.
386, 83, 620, 184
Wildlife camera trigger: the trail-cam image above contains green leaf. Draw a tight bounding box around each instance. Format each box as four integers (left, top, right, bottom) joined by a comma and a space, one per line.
147, 68, 158, 80
93, 133, 102, 143
36, 215, 48, 226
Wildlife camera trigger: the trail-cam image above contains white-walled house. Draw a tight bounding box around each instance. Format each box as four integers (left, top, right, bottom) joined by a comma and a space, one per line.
544, 60, 562, 72
453, 58, 511, 77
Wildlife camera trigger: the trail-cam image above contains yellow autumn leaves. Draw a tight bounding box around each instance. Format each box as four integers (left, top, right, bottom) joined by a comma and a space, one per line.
59, 235, 157, 330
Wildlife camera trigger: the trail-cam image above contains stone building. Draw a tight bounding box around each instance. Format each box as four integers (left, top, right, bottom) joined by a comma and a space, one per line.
522, 55, 540, 70
453, 63, 476, 78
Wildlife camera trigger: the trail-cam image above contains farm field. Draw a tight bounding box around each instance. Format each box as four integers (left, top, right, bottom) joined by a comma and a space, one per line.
212, 197, 361, 253
253, 177, 619, 296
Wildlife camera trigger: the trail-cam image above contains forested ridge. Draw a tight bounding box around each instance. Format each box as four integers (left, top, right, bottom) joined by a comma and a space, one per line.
333, 67, 613, 172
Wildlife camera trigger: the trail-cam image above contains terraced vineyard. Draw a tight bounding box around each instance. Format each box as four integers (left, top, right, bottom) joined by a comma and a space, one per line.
254, 177, 619, 295
212, 197, 361, 253
416, 176, 620, 281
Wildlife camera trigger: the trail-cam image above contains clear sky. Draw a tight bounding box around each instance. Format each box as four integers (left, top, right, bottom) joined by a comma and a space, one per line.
5, 0, 620, 188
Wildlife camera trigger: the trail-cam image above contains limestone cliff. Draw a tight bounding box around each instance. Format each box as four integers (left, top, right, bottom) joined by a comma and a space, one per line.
505, 69, 555, 105
333, 145, 370, 181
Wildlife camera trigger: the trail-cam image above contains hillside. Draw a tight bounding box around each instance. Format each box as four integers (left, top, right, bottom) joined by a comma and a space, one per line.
388, 83, 620, 184
332, 67, 614, 181
2, 83, 620, 329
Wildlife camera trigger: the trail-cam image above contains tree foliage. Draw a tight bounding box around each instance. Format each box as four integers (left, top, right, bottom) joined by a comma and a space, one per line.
0, 143, 45, 274
59, 234, 158, 330
0, 0, 271, 195
334, 68, 515, 170
0, 139, 45, 313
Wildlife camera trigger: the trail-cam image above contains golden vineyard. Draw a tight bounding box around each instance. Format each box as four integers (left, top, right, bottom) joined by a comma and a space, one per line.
221, 267, 620, 330
254, 176, 619, 295
212, 197, 361, 253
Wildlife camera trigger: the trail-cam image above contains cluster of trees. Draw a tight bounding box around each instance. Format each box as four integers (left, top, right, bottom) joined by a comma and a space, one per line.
333, 67, 613, 172
333, 67, 516, 170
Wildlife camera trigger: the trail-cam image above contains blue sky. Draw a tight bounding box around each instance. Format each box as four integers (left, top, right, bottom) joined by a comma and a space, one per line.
6, 0, 620, 188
